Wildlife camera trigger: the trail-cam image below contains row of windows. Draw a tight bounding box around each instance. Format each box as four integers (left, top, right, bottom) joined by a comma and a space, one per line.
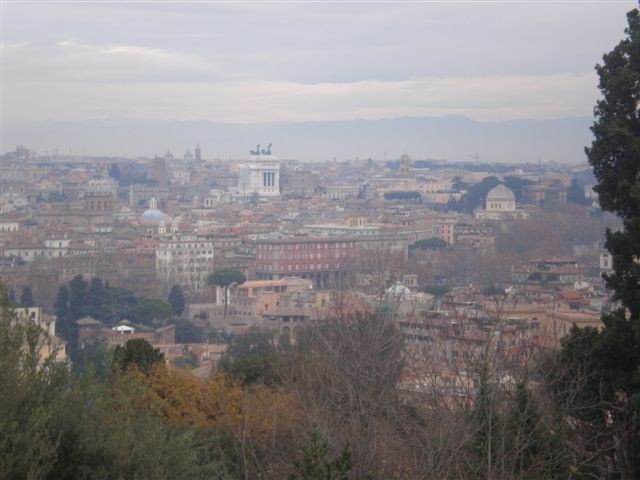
257, 252, 345, 261
165, 243, 212, 249
86, 201, 112, 210
158, 258, 212, 265
161, 267, 209, 274
258, 242, 354, 251
13, 250, 65, 257
262, 263, 339, 272
159, 250, 213, 256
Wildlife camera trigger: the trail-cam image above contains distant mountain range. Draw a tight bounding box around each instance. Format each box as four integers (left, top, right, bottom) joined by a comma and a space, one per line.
3, 115, 594, 164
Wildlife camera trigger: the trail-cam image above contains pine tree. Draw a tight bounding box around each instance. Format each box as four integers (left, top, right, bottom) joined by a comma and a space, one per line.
207, 269, 246, 319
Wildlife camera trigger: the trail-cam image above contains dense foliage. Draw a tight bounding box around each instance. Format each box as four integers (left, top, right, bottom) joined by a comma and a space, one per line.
410, 237, 447, 250
219, 328, 279, 385
54, 275, 174, 359
551, 5, 640, 478
0, 286, 217, 480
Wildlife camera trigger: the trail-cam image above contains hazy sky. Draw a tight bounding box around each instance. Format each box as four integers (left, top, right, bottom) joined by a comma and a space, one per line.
1, 1, 636, 126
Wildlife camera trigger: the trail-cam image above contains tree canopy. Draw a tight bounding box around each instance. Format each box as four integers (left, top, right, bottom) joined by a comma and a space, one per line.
220, 328, 279, 385
207, 269, 247, 319
133, 299, 173, 326
410, 237, 447, 250
113, 339, 165, 376
0, 284, 212, 479
461, 176, 502, 212
207, 269, 247, 289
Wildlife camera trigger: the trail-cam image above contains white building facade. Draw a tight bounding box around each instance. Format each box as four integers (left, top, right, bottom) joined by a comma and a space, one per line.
155, 234, 215, 295
233, 152, 280, 202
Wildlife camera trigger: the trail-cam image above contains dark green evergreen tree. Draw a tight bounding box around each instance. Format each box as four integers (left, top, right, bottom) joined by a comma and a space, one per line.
175, 320, 204, 344
85, 277, 106, 319
409, 237, 447, 250
462, 176, 502, 212
113, 338, 164, 376
567, 178, 588, 205
54, 285, 71, 342
132, 299, 172, 326
7, 288, 16, 306
220, 328, 278, 385
289, 430, 356, 480
503, 175, 534, 204
19, 285, 34, 308
554, 5, 640, 478
68, 275, 88, 321
168, 284, 185, 317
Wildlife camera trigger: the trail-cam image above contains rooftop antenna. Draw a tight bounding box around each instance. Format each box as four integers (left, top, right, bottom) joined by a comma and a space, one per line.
467, 153, 480, 162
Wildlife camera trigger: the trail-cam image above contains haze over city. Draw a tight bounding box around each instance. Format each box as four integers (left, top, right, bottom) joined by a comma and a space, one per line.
1, 1, 635, 161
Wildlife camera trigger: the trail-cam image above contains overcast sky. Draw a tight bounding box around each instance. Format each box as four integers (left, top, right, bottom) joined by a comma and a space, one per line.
1, 1, 636, 126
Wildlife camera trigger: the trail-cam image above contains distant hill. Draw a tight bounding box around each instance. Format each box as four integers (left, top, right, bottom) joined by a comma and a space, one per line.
3, 115, 593, 164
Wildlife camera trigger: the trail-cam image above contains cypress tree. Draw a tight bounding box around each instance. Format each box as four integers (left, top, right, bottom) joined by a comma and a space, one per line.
555, 5, 640, 477
19, 286, 34, 308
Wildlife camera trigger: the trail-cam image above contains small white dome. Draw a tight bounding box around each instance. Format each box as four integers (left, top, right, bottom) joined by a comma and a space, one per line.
387, 282, 411, 297
140, 209, 166, 223
140, 197, 166, 224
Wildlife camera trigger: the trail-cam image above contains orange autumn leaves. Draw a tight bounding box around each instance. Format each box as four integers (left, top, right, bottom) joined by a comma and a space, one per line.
138, 365, 302, 448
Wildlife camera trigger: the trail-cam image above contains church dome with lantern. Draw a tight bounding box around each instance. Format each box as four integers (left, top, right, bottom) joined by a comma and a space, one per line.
140, 198, 167, 224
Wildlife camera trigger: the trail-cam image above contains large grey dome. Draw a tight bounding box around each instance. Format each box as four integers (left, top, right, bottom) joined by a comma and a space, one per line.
486, 184, 515, 202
